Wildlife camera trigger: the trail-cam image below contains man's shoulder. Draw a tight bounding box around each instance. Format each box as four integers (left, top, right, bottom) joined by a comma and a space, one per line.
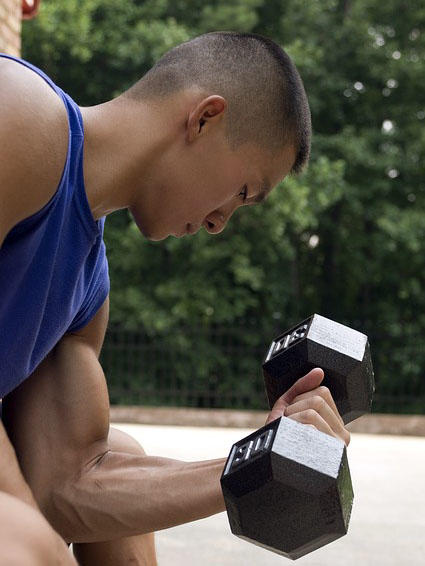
0, 58, 68, 246
0, 57, 67, 126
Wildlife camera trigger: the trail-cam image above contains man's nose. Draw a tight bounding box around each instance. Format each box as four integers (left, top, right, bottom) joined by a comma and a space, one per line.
203, 211, 228, 234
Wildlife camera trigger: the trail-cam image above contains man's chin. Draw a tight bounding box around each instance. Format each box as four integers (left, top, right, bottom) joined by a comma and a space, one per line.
145, 232, 168, 242
131, 218, 180, 241
134, 223, 167, 241
129, 209, 167, 241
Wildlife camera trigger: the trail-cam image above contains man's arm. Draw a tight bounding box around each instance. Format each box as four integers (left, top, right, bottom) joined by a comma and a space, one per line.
5, 307, 350, 547
3, 298, 226, 543
0, 58, 68, 246
4, 296, 350, 544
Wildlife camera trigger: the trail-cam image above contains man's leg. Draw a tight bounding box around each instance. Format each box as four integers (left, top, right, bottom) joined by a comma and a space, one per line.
73, 428, 157, 566
0, 419, 37, 509
0, 491, 77, 566
0, 420, 76, 564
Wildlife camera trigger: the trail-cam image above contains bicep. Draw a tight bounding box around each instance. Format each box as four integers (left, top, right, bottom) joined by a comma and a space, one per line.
3, 298, 111, 474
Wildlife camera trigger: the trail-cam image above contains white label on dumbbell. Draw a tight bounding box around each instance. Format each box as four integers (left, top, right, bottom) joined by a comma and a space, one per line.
223, 445, 237, 476
225, 429, 274, 474
309, 314, 367, 361
265, 324, 309, 361
253, 429, 273, 452
232, 441, 253, 468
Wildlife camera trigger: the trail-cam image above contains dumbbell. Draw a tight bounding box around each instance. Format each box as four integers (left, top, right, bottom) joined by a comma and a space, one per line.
220, 314, 375, 560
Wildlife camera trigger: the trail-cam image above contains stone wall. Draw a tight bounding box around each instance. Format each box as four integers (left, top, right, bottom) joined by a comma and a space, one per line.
0, 0, 21, 56
110, 406, 425, 437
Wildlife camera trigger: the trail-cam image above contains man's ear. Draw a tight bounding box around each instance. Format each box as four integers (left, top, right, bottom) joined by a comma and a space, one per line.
186, 95, 227, 142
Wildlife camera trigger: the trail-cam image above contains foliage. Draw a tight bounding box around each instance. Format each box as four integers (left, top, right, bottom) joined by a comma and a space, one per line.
22, 0, 425, 412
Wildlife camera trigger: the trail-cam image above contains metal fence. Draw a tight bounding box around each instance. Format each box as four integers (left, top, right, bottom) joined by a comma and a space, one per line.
101, 324, 425, 415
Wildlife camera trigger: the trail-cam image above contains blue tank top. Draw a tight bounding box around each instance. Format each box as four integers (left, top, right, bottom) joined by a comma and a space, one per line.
0, 54, 110, 398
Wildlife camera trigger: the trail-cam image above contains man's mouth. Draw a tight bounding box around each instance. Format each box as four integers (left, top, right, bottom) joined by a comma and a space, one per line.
186, 223, 199, 235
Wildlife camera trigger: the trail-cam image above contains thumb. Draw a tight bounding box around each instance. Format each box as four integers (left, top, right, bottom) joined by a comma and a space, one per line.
265, 368, 324, 425
280, 367, 325, 406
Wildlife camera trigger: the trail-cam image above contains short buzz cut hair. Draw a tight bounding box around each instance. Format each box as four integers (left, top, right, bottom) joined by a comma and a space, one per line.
124, 32, 312, 174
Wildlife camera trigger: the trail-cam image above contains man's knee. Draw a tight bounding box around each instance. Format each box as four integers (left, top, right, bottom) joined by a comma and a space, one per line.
0, 491, 76, 565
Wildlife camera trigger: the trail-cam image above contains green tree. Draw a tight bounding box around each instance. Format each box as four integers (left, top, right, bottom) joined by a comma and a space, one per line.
22, 0, 425, 412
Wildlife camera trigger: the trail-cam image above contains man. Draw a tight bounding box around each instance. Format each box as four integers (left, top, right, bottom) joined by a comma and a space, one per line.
0, 32, 350, 565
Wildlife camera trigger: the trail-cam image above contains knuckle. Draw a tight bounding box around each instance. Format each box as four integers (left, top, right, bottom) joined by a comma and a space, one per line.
317, 385, 331, 398
283, 405, 292, 417
311, 395, 326, 412
305, 408, 319, 422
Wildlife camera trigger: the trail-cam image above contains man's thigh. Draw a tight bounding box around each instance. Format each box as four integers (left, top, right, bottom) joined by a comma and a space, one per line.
0, 414, 76, 564
0, 491, 77, 565
0, 418, 37, 508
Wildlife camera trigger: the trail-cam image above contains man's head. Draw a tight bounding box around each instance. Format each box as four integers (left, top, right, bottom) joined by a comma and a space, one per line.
120, 32, 311, 240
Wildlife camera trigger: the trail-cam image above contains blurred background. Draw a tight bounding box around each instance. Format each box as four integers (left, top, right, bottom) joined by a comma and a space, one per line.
4, 0, 425, 415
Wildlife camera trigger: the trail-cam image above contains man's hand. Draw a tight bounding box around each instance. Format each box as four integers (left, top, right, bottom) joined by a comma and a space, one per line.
265, 368, 351, 446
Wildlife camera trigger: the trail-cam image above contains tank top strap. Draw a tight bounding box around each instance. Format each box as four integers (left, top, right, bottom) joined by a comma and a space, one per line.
0, 53, 98, 239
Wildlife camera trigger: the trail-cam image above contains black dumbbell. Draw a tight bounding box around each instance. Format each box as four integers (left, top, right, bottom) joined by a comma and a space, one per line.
221, 314, 375, 560
262, 314, 374, 423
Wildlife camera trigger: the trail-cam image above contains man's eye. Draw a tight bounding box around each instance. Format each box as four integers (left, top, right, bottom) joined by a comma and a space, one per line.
238, 185, 248, 202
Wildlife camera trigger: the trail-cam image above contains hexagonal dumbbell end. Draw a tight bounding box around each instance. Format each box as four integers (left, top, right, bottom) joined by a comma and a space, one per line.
221, 416, 353, 560
262, 314, 375, 424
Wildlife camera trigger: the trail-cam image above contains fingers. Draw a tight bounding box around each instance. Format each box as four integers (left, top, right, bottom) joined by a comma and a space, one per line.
284, 395, 350, 446
264, 368, 325, 426
264, 368, 350, 447
289, 385, 344, 426
285, 410, 336, 439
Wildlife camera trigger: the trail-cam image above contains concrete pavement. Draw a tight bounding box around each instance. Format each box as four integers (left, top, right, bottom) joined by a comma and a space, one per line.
113, 423, 425, 566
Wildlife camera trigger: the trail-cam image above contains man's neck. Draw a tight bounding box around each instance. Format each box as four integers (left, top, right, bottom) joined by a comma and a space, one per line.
79, 97, 167, 220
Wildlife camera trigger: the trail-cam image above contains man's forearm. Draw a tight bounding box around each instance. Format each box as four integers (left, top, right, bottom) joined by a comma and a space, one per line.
51, 451, 226, 543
